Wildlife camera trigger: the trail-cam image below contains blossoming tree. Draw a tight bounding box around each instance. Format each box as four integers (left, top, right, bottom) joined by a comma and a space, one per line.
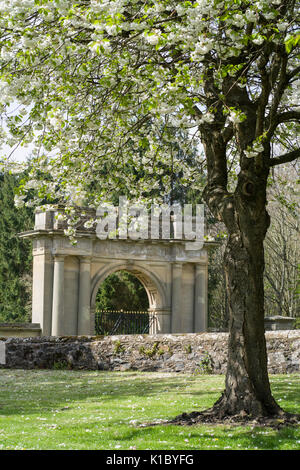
0, 0, 299, 422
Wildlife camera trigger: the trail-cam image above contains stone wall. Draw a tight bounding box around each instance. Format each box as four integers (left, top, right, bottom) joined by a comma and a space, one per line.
0, 331, 299, 374
0, 323, 41, 338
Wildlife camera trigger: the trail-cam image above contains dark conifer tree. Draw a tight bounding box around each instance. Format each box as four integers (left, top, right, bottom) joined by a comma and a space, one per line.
0, 173, 34, 322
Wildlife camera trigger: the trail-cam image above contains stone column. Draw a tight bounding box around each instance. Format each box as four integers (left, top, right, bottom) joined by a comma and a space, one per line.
149, 309, 157, 335
90, 307, 96, 336
149, 308, 171, 334
77, 257, 91, 335
171, 262, 182, 333
32, 249, 54, 336
51, 255, 65, 336
194, 263, 208, 332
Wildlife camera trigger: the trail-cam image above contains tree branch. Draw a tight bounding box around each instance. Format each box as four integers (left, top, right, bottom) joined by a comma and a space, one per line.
276, 111, 300, 124
255, 45, 272, 138
266, 46, 288, 136
269, 148, 300, 167
266, 110, 300, 139
287, 65, 300, 82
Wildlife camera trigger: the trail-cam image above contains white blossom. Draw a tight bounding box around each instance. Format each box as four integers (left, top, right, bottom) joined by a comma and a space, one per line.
228, 111, 244, 124
245, 141, 265, 158
144, 33, 160, 46
201, 113, 214, 124
105, 24, 118, 36
0, 0, 297, 216
278, 22, 288, 32
252, 36, 264, 45
83, 219, 95, 229
245, 10, 257, 23
14, 194, 26, 208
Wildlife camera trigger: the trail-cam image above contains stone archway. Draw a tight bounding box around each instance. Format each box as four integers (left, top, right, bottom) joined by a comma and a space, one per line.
20, 207, 215, 336
90, 262, 170, 334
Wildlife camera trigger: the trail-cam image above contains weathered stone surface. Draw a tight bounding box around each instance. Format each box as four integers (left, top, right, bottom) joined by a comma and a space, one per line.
0, 331, 299, 374
0, 323, 41, 338
21, 208, 214, 337
264, 316, 296, 331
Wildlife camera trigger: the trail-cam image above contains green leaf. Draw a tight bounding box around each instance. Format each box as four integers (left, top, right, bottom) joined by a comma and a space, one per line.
285, 33, 300, 53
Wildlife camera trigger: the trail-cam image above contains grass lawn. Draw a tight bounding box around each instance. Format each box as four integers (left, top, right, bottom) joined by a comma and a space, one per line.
0, 370, 299, 450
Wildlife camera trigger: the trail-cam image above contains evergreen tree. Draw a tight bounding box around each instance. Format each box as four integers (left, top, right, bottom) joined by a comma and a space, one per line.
0, 173, 34, 322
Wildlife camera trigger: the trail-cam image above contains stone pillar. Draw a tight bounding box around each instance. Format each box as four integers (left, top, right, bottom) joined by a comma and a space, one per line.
77, 257, 92, 335
149, 308, 171, 334
51, 255, 65, 336
32, 250, 54, 336
90, 307, 96, 336
171, 262, 182, 333
64, 256, 80, 335
194, 263, 208, 332
149, 309, 157, 335
181, 263, 194, 333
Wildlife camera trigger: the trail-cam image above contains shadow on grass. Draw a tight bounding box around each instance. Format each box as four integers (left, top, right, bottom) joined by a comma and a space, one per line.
0, 370, 224, 417
187, 426, 299, 450
0, 370, 298, 435
0, 371, 299, 450
81, 420, 299, 450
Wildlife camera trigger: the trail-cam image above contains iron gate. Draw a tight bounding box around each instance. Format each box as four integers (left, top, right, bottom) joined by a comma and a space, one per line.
95, 310, 153, 335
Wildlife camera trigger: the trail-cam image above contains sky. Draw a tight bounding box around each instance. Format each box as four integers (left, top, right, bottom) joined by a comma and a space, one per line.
0, 102, 33, 163
1, 142, 33, 162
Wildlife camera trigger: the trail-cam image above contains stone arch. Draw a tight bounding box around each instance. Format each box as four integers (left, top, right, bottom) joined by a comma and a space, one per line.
24, 208, 210, 336
90, 261, 170, 334
90, 261, 167, 311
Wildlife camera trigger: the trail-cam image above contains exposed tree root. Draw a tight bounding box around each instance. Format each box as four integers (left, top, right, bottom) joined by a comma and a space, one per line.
161, 407, 300, 429
141, 398, 300, 430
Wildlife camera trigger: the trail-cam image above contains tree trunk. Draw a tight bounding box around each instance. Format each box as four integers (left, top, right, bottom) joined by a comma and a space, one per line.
171, 163, 299, 425
213, 174, 282, 418
215, 233, 281, 417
